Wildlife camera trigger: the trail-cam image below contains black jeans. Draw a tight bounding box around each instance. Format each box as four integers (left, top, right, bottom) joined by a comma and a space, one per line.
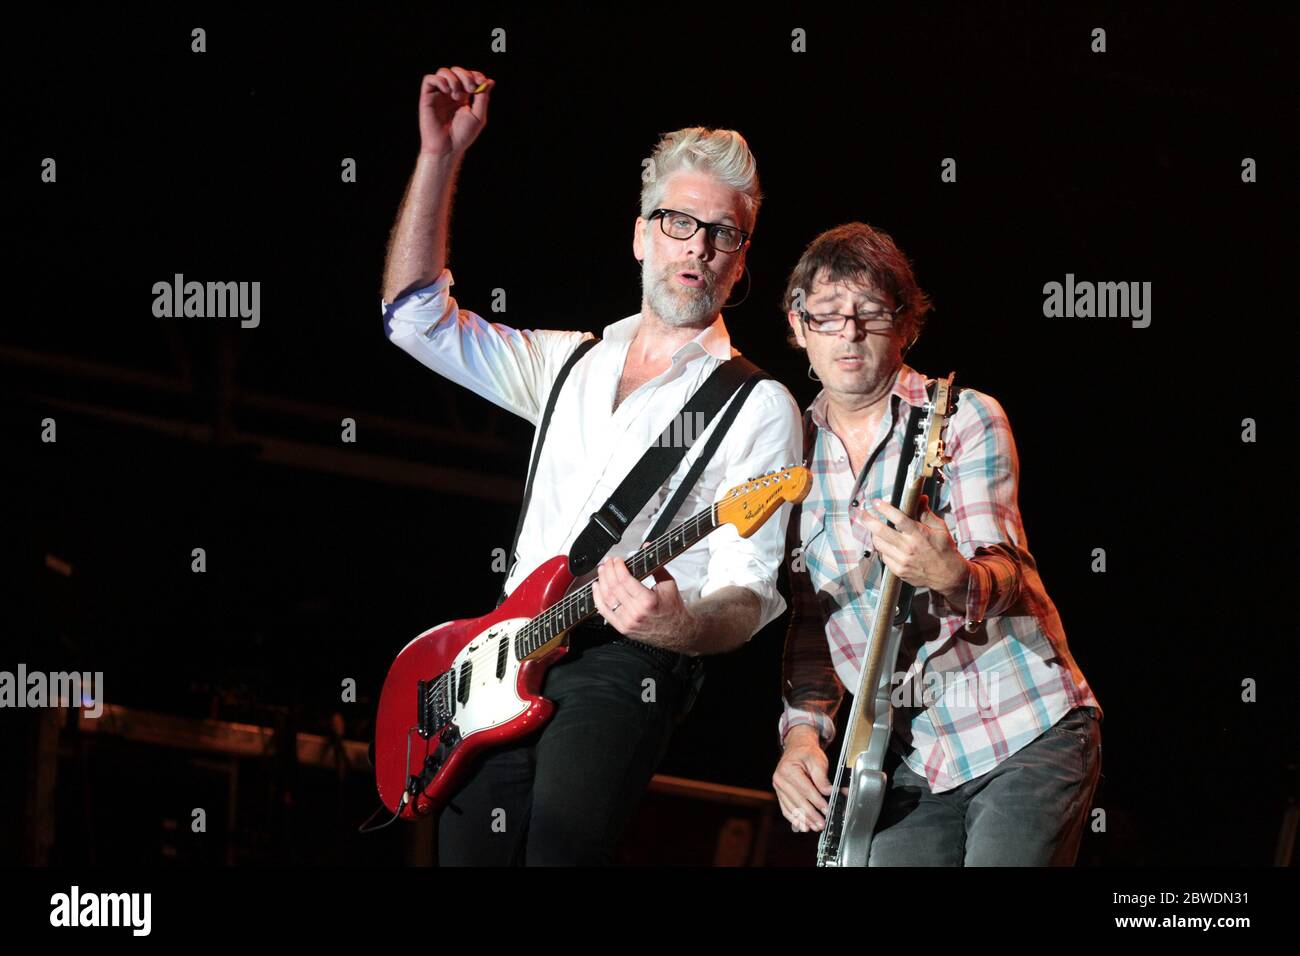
436, 623, 704, 865
868, 706, 1103, 866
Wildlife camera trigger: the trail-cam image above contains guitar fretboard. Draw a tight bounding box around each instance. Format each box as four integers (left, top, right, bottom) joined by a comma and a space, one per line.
512, 504, 719, 659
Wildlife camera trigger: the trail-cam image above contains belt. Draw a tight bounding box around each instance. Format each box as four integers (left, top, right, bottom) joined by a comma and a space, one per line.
573, 619, 701, 679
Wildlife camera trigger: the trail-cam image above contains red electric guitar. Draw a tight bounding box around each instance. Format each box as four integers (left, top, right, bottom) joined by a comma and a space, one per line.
374, 465, 811, 819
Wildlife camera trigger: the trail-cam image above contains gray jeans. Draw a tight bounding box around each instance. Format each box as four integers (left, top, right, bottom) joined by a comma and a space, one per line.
868, 706, 1102, 866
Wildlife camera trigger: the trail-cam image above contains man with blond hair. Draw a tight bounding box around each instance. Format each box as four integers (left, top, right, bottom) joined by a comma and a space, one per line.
380, 66, 802, 865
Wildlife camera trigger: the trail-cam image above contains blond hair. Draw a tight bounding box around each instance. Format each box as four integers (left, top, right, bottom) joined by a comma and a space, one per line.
640, 127, 762, 233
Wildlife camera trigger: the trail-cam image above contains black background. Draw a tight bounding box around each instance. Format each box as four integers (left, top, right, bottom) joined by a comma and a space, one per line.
4, 2, 1296, 867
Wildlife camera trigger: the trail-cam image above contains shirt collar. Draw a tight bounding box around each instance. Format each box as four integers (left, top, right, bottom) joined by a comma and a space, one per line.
808, 362, 930, 429
600, 311, 734, 363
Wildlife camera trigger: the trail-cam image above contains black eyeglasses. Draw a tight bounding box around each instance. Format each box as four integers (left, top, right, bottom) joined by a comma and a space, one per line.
648, 208, 750, 253
797, 305, 905, 334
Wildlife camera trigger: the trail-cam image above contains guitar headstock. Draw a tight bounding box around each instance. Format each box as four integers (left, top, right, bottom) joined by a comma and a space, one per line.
919, 372, 958, 481
716, 465, 812, 539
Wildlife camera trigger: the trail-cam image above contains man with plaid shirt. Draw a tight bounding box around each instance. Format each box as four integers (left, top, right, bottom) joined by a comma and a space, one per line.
771, 223, 1102, 866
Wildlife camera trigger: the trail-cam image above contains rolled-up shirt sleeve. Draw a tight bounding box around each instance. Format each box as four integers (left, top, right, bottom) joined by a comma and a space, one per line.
778, 514, 844, 747
697, 380, 805, 639
382, 268, 590, 425
938, 389, 1031, 632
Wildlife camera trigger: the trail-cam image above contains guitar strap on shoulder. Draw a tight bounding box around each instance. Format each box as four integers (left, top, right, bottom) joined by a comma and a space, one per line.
566, 355, 768, 577
890, 397, 928, 512
641, 364, 771, 546
791, 378, 956, 627
498, 336, 600, 606
891, 378, 959, 626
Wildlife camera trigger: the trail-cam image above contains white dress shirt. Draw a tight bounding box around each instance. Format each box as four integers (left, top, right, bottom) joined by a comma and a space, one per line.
381, 268, 804, 638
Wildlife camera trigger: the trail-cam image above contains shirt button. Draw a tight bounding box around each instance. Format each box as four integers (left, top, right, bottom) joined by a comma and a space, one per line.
851, 498, 859, 507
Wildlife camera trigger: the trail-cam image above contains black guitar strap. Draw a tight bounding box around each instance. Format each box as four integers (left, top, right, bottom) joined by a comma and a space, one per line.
498, 339, 769, 602
891, 380, 966, 626
497, 337, 599, 606
641, 366, 771, 545
567, 355, 767, 576
791, 382, 935, 627
889, 392, 930, 626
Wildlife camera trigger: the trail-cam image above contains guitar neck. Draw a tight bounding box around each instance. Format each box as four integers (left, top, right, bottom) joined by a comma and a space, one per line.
841, 473, 926, 765
513, 504, 720, 657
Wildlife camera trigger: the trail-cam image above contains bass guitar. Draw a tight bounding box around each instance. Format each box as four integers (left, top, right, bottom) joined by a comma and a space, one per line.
816, 373, 956, 866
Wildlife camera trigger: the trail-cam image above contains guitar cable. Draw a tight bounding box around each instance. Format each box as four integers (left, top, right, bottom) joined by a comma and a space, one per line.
357, 727, 415, 834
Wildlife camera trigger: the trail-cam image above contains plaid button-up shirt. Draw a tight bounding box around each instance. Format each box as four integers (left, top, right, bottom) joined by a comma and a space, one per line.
780, 363, 1101, 793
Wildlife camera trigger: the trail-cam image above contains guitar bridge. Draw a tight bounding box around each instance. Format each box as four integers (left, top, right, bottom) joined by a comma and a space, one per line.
417, 673, 456, 739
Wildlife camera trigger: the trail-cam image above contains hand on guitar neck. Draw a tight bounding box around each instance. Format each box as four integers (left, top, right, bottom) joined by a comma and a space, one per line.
861, 493, 971, 610
590, 557, 696, 650
590, 556, 762, 655
373, 466, 812, 820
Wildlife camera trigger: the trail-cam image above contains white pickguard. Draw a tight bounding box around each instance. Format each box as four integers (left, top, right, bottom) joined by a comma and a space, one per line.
442, 617, 535, 740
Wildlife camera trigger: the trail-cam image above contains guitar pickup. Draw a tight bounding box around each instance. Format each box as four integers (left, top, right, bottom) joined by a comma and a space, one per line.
457, 661, 472, 705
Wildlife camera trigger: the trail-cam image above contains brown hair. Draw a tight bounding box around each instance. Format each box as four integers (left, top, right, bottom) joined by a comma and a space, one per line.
781, 222, 932, 349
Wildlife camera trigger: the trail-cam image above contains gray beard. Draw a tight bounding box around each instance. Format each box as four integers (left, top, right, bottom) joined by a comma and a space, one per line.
641, 258, 734, 327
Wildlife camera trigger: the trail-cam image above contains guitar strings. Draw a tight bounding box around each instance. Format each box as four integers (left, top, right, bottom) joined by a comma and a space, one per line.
524, 470, 793, 645
421, 504, 721, 703
427, 505, 716, 693
421, 469, 792, 702
515, 506, 717, 653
